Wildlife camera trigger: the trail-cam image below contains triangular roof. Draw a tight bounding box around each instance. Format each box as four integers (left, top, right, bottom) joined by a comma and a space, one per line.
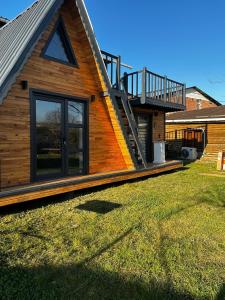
166, 105, 225, 123
0, 0, 135, 169
0, 0, 112, 104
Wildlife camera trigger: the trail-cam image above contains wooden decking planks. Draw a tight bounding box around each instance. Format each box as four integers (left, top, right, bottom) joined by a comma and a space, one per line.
0, 161, 182, 207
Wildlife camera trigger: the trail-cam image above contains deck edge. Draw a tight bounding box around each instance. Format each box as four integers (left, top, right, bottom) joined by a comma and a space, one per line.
0, 161, 183, 208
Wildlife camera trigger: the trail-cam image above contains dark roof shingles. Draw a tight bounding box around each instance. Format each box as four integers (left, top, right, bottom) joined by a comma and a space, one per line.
166, 106, 225, 121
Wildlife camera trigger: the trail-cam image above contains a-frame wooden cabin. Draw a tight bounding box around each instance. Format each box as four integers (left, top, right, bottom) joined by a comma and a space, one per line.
0, 0, 185, 207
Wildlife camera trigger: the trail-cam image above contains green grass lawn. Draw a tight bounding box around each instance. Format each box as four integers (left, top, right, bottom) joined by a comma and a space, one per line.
1, 162, 225, 300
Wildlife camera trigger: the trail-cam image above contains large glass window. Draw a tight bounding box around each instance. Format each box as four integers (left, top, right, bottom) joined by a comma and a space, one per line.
33, 95, 87, 181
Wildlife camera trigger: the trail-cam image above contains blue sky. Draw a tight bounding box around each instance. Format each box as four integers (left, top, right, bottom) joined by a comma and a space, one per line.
1, 0, 225, 103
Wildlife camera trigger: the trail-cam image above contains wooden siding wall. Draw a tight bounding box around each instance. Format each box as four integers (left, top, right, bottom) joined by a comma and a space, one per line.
133, 108, 165, 142
0, 0, 134, 189
93, 58, 134, 170
166, 122, 225, 161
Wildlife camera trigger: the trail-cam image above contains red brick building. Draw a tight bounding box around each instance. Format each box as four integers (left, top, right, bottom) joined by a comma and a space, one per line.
186, 86, 221, 111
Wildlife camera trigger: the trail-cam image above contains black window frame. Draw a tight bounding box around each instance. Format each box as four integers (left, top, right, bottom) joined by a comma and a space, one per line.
66, 101, 87, 176
41, 16, 79, 68
30, 89, 89, 182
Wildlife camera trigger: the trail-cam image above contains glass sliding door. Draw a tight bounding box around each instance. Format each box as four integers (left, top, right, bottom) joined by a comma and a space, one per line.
35, 99, 63, 178
32, 93, 87, 181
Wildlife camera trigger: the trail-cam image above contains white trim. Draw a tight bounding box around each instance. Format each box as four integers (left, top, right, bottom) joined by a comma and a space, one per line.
186, 89, 209, 101
166, 118, 225, 123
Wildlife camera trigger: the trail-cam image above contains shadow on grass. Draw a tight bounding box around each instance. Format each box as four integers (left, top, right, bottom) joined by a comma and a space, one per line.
75, 200, 122, 214
0, 228, 51, 243
182, 160, 198, 166
216, 284, 225, 300
165, 156, 195, 167
0, 262, 194, 300
196, 187, 225, 208
0, 224, 192, 299
0, 167, 186, 216
0, 211, 222, 300
1, 183, 223, 299
154, 184, 225, 223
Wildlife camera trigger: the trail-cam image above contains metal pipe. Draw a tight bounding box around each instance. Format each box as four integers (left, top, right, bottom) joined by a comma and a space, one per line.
101, 51, 133, 70
118, 60, 133, 70
201, 128, 206, 151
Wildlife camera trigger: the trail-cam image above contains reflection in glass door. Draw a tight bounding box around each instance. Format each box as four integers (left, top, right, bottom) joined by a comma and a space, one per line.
32, 93, 87, 181
35, 99, 63, 178
67, 101, 85, 175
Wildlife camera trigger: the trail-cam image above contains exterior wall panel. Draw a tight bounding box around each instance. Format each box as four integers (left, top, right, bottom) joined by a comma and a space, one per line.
0, 0, 129, 188
166, 122, 225, 161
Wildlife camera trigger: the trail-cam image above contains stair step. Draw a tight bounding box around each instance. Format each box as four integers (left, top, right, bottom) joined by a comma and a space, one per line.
115, 93, 147, 168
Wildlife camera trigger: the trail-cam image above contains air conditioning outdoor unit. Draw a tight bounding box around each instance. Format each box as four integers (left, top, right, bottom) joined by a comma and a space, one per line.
181, 147, 198, 160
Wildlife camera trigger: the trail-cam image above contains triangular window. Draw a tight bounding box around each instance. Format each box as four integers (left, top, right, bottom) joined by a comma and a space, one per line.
43, 18, 78, 66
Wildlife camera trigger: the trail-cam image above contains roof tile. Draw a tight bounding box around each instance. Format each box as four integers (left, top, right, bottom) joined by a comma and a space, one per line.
166, 106, 225, 121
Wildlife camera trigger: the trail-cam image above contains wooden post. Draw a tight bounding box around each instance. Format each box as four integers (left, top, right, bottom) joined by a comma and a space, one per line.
217, 151, 223, 171
141, 67, 147, 104
123, 72, 128, 93
164, 76, 167, 102
183, 84, 186, 106
116, 56, 121, 90
223, 152, 225, 171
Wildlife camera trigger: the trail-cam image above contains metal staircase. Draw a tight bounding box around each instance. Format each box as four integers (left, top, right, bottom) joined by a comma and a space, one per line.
116, 84, 148, 169
101, 49, 186, 169
101, 50, 148, 169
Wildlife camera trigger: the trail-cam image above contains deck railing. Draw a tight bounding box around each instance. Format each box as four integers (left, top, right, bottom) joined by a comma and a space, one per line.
101, 50, 121, 90
166, 128, 205, 153
166, 129, 185, 141
101, 50, 186, 108
122, 68, 186, 106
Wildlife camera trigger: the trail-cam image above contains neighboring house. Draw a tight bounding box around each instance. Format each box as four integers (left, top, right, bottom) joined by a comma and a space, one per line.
166, 106, 225, 161
185, 86, 221, 111
0, 0, 185, 207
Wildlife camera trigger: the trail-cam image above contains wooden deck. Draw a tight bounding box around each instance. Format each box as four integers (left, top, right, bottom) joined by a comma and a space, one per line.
0, 161, 183, 208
